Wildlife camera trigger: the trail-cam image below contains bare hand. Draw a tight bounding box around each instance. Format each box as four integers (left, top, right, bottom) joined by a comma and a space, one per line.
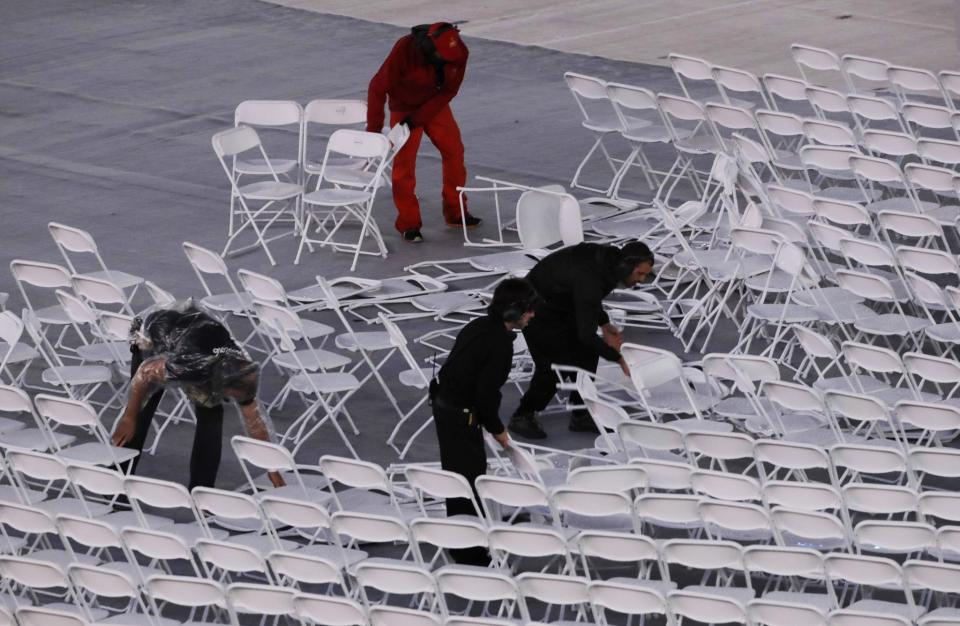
268, 471, 286, 488
111, 416, 136, 447
619, 357, 631, 378
493, 430, 511, 450
602, 324, 624, 352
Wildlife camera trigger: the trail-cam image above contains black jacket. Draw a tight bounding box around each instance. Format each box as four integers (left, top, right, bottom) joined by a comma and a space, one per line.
436, 314, 515, 435
525, 243, 622, 362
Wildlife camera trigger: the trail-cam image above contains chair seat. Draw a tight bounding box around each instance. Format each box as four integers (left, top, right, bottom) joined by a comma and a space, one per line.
58, 442, 139, 466
304, 156, 366, 174
335, 331, 393, 352
35, 497, 112, 518
852, 314, 929, 335
675, 135, 723, 154
0, 484, 44, 505
924, 322, 960, 344
762, 590, 834, 610
0, 428, 75, 452
0, 416, 24, 434
817, 186, 876, 201
468, 251, 538, 273
622, 124, 676, 143
0, 536, 26, 554
273, 348, 352, 371
303, 188, 371, 206
608, 576, 678, 596
399, 368, 431, 389
165, 522, 229, 546
237, 180, 302, 200
100, 509, 174, 530
79, 269, 144, 290
42, 364, 113, 386
98, 612, 181, 626
261, 317, 334, 341
811, 302, 878, 324
923, 204, 960, 226
814, 374, 891, 394
289, 372, 361, 394
847, 599, 926, 620
252, 484, 333, 507
30, 548, 100, 568
226, 532, 298, 555
410, 291, 482, 313
682, 584, 755, 605
296, 542, 368, 566
590, 217, 661, 239
715, 397, 777, 421
324, 167, 380, 187
235, 157, 298, 176
33, 303, 72, 325
0, 342, 39, 364
791, 286, 863, 306
745, 303, 820, 323
865, 197, 937, 214
77, 341, 130, 363
200, 292, 253, 313
582, 112, 624, 133
663, 417, 733, 433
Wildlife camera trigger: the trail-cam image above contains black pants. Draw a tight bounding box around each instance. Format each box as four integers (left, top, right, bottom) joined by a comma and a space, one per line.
121, 348, 224, 490
432, 402, 490, 566
517, 317, 600, 415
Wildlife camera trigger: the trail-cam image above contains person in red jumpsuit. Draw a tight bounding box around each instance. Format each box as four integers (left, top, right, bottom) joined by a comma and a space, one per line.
366, 22, 481, 243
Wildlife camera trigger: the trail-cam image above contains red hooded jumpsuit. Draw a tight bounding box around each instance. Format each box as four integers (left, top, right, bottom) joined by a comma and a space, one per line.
366, 25, 472, 233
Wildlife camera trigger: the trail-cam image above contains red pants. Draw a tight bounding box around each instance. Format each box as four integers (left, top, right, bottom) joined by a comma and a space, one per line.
390, 105, 469, 232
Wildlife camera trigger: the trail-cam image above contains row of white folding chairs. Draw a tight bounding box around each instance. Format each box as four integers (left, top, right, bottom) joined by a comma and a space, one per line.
790, 42, 960, 109
6, 537, 960, 626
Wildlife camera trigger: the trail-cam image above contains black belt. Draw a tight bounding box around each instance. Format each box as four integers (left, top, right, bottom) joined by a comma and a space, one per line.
433, 394, 470, 413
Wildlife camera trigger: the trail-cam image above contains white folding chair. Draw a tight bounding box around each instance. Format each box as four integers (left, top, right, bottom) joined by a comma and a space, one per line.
47, 222, 143, 299
252, 300, 360, 456
823, 553, 923, 622
293, 592, 366, 626
0, 311, 38, 387
297, 128, 396, 270
232, 100, 302, 179
33, 394, 137, 467
588, 578, 672, 626
122, 475, 228, 546
211, 125, 303, 265
301, 99, 368, 181
145, 575, 236, 624
378, 315, 433, 459
563, 71, 625, 195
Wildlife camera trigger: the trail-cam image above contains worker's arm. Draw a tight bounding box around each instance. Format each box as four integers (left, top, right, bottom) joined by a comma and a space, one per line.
573, 286, 622, 363
111, 356, 167, 446
228, 372, 286, 488
366, 38, 406, 132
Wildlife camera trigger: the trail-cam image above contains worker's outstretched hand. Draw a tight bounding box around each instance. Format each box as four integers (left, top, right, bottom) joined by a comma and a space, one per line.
619, 357, 631, 379
111, 415, 136, 447
493, 430, 511, 450
601, 323, 624, 352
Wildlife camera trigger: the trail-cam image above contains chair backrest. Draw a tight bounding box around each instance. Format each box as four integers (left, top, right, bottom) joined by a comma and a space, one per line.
236, 268, 287, 303
212, 124, 261, 158
145, 574, 230, 610
802, 118, 857, 146
861, 129, 916, 158
588, 579, 669, 619
47, 222, 101, 275
917, 137, 960, 166
515, 188, 583, 250
13, 606, 86, 626
0, 310, 23, 347
791, 43, 843, 80
234, 99, 301, 127
762, 73, 810, 104
326, 128, 390, 160
182, 240, 230, 276
304, 99, 366, 125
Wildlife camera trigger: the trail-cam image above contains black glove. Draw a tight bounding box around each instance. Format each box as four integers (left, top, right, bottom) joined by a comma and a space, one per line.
401, 115, 415, 128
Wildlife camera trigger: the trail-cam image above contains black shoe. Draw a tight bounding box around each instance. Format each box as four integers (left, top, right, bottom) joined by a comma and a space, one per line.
446, 214, 482, 229
402, 228, 423, 243
568, 412, 600, 434
508, 412, 547, 439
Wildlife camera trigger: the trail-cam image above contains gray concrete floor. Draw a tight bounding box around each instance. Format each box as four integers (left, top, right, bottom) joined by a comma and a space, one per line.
0, 0, 706, 489
271, 0, 960, 76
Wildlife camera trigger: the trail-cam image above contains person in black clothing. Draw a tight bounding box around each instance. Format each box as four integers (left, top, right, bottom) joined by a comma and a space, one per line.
431, 278, 537, 564
508, 241, 655, 439
110, 302, 284, 490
